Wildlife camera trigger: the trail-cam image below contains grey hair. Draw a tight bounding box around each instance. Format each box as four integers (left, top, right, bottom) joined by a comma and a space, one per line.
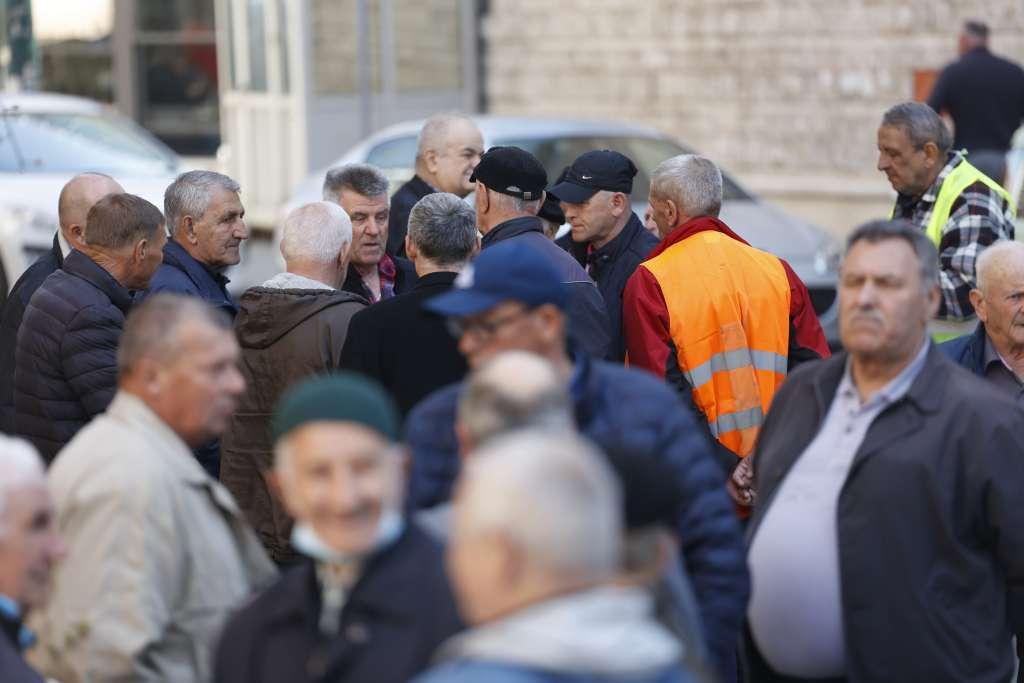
417, 111, 477, 158
490, 189, 543, 216
322, 164, 389, 203
407, 193, 477, 266
457, 351, 574, 447
845, 219, 940, 290
650, 154, 723, 219
0, 435, 45, 537
975, 240, 1024, 293
280, 201, 353, 264
118, 294, 232, 377
881, 102, 953, 154
457, 430, 621, 581
164, 170, 241, 232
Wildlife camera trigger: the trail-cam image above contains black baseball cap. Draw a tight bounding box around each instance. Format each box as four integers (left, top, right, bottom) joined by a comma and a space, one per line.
548, 150, 638, 203
469, 146, 547, 201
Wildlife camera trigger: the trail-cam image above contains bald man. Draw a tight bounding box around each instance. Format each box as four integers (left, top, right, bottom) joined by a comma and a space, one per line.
0, 173, 123, 431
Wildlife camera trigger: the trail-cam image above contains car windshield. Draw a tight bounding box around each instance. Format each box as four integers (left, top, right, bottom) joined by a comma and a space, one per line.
0, 111, 178, 175
496, 135, 752, 202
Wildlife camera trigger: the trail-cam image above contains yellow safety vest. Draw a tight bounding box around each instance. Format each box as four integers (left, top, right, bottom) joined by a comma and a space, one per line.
890, 159, 1016, 245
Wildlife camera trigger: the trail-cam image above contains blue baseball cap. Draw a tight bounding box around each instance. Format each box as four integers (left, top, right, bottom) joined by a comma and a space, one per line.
425, 241, 568, 317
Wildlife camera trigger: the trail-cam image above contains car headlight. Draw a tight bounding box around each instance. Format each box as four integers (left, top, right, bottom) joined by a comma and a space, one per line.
813, 240, 841, 276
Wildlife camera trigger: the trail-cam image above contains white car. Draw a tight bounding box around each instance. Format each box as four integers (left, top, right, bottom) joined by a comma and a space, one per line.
0, 92, 180, 303
283, 116, 842, 345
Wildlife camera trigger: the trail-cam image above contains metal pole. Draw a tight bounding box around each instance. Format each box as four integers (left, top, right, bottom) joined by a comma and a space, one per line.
356, 0, 372, 137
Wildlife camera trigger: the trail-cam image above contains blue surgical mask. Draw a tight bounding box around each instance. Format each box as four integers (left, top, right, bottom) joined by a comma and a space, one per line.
291, 508, 405, 564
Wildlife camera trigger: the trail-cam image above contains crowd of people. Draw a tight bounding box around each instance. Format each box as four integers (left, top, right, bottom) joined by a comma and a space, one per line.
0, 18, 1022, 683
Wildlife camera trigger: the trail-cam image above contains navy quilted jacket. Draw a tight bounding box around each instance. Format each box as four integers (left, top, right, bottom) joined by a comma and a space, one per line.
13, 250, 132, 463
404, 354, 749, 681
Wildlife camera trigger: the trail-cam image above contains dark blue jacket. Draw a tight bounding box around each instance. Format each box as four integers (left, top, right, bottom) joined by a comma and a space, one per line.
147, 238, 238, 318
13, 250, 132, 463
0, 235, 63, 432
557, 213, 658, 361
212, 523, 463, 683
405, 354, 748, 680
144, 238, 236, 476
938, 322, 987, 376
482, 216, 611, 360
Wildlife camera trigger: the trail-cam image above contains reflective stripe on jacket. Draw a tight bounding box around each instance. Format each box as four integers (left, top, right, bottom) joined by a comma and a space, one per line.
624, 216, 827, 459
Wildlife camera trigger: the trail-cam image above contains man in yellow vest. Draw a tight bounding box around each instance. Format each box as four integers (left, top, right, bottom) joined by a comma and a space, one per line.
878, 101, 1015, 322
623, 154, 829, 494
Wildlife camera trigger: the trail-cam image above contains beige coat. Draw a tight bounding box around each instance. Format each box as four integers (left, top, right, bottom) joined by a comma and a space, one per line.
30, 391, 277, 683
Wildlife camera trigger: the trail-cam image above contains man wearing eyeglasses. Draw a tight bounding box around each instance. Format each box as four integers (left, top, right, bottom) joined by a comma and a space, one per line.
404, 240, 748, 683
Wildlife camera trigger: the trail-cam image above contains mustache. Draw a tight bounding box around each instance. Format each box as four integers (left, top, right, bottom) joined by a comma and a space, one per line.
847, 310, 885, 325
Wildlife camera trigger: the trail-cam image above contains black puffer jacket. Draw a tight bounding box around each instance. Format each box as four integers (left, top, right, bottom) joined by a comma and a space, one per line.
221, 281, 367, 565
13, 250, 132, 463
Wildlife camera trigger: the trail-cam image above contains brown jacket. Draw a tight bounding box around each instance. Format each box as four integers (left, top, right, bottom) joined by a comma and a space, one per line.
221, 275, 367, 564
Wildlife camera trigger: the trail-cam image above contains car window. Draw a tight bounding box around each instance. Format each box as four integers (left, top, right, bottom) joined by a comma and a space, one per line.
499, 135, 752, 203
366, 135, 418, 193
0, 112, 178, 175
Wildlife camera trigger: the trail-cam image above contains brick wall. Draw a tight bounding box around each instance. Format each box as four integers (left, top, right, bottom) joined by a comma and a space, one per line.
483, 0, 1024, 235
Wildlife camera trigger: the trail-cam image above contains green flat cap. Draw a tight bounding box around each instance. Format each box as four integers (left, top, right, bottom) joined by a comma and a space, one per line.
272, 372, 400, 443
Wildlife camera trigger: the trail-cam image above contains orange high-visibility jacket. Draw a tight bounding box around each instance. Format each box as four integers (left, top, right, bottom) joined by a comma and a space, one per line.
624, 216, 829, 459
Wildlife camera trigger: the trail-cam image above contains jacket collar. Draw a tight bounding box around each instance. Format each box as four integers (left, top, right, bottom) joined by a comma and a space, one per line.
52, 232, 66, 266
481, 216, 544, 248
413, 270, 458, 291
163, 239, 232, 295
646, 215, 749, 260
587, 212, 645, 266
265, 523, 436, 626
106, 391, 211, 486
61, 250, 133, 313
406, 174, 436, 198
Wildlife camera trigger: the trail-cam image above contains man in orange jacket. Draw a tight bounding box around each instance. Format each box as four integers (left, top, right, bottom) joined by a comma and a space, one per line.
623, 154, 829, 504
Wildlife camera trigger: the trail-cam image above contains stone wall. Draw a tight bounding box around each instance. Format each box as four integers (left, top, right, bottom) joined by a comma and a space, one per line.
483, 0, 1024, 236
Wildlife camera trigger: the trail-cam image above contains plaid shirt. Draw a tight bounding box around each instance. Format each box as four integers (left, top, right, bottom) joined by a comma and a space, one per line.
894, 152, 1016, 320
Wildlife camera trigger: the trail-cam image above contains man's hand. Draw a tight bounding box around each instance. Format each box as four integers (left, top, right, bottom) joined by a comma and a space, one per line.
726, 456, 755, 507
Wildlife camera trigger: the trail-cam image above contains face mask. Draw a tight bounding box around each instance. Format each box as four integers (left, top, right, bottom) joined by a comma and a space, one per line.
291, 507, 405, 564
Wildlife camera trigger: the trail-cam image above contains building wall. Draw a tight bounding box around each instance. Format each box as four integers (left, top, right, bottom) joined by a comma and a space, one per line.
483, 0, 1024, 237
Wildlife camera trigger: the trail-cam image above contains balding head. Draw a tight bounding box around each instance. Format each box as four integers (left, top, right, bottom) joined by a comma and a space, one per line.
970, 241, 1024, 357
457, 351, 573, 454
416, 112, 484, 197
57, 173, 124, 251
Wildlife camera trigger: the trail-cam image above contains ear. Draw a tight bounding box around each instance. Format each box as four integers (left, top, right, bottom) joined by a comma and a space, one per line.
610, 192, 628, 218
470, 235, 481, 258
337, 240, 352, 271
969, 288, 986, 322
664, 198, 680, 229
182, 215, 200, 245
476, 183, 490, 213
922, 141, 942, 167
134, 237, 148, 264
67, 223, 86, 249
926, 283, 942, 319
405, 234, 418, 262
423, 149, 441, 175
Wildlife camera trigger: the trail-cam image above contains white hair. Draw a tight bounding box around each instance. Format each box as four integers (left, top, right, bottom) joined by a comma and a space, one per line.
457, 351, 573, 446
164, 170, 240, 231
457, 430, 621, 581
0, 435, 45, 537
417, 111, 478, 158
280, 201, 353, 264
650, 154, 723, 219
975, 240, 1024, 293
490, 190, 543, 216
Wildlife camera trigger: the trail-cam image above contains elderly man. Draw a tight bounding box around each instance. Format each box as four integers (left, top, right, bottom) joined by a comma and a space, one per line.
413, 431, 693, 683
13, 193, 165, 462
323, 163, 417, 303
551, 150, 659, 361
341, 192, 476, 416
405, 240, 747, 681
213, 373, 463, 683
387, 112, 483, 257
151, 170, 248, 317
878, 101, 1015, 323
928, 20, 1024, 184
940, 240, 1024, 403
32, 294, 275, 683
624, 155, 828, 487
745, 220, 1024, 682
0, 436, 65, 683
471, 146, 611, 359
222, 201, 367, 566
0, 172, 123, 432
